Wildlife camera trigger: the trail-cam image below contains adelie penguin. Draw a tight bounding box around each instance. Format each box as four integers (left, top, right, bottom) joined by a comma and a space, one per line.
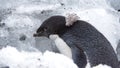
33, 15, 119, 68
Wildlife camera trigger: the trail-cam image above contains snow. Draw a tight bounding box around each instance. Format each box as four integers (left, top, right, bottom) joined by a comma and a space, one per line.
93, 64, 111, 68
0, 14, 38, 51
85, 63, 112, 68
0, 46, 78, 68
15, 4, 60, 14
0, 46, 112, 68
108, 0, 120, 10
0, 0, 120, 68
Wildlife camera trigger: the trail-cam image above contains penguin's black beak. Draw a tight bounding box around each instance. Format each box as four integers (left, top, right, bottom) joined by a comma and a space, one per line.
33, 32, 49, 38
33, 33, 40, 37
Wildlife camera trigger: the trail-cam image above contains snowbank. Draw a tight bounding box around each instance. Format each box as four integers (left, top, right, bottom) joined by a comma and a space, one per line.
0, 46, 78, 68
0, 46, 112, 68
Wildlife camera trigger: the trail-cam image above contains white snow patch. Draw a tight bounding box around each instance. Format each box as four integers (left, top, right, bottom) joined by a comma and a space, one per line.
4, 14, 34, 29
93, 64, 111, 68
85, 61, 91, 68
0, 46, 78, 68
15, 4, 60, 14
85, 63, 111, 68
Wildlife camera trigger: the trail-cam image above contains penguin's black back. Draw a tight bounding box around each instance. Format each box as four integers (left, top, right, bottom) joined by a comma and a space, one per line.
59, 20, 119, 68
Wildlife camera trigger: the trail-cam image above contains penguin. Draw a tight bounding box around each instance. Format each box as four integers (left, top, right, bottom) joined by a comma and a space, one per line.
33, 15, 119, 68
49, 34, 72, 59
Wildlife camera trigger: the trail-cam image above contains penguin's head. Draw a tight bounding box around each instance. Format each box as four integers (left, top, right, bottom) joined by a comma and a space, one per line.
33, 16, 68, 37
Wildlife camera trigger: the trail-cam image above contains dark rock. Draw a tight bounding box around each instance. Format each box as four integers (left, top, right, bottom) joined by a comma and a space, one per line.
19, 35, 26, 41
60, 3, 64, 6
0, 23, 5, 27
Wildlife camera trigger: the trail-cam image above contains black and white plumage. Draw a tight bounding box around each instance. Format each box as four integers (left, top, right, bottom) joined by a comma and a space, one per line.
34, 15, 119, 68
49, 34, 72, 59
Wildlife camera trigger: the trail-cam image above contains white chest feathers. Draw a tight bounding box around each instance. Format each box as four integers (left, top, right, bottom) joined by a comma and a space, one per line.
49, 34, 72, 59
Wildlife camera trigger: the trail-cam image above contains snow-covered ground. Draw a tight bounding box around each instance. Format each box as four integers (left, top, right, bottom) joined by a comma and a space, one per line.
0, 46, 78, 68
0, 46, 112, 68
0, 0, 120, 68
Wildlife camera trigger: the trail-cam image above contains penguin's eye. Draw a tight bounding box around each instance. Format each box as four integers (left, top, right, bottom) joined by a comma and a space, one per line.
43, 27, 47, 31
